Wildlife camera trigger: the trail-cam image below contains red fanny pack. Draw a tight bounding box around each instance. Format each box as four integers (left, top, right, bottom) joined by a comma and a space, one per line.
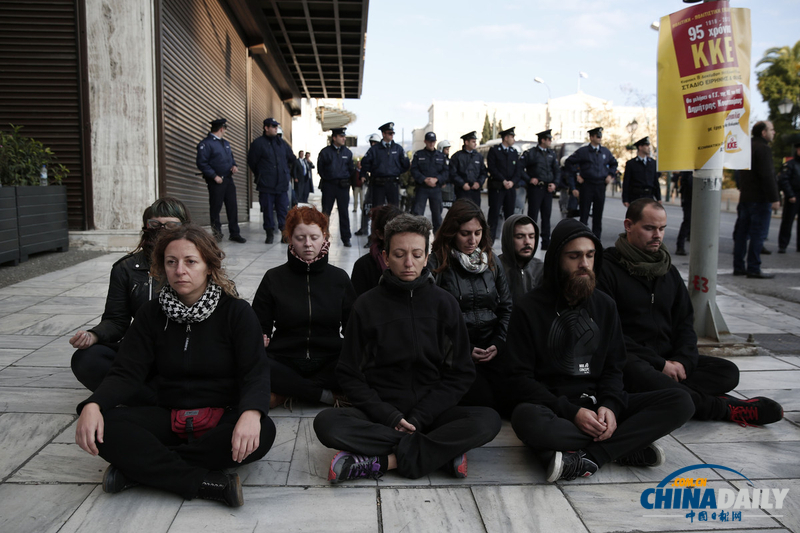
170, 407, 225, 438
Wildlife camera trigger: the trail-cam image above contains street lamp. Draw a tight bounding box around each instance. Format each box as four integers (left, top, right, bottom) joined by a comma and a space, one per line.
534, 77, 552, 129
650, 21, 660, 31
778, 97, 794, 115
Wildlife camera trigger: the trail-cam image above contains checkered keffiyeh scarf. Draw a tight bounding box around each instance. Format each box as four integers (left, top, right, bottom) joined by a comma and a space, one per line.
158, 279, 221, 324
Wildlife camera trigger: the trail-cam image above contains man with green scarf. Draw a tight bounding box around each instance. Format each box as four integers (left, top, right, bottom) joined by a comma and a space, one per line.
597, 199, 784, 428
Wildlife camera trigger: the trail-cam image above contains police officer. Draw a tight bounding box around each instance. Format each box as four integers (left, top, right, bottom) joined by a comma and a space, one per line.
195, 118, 246, 243
450, 131, 488, 207
248, 117, 296, 244
523, 129, 561, 250
360, 122, 410, 207
778, 141, 800, 253
565, 126, 618, 238
410, 132, 448, 233
318, 127, 355, 247
487, 127, 524, 241
622, 136, 661, 207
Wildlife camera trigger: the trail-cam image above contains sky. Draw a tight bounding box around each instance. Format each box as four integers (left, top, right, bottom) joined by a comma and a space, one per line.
341, 0, 800, 146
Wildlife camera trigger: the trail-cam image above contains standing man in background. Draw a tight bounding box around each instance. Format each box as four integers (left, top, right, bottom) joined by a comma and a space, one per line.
622, 137, 660, 207
523, 129, 560, 250
778, 141, 800, 254
318, 127, 355, 247
675, 171, 692, 256
450, 131, 487, 207
248, 118, 296, 244
565, 127, 618, 239
411, 132, 448, 233
487, 127, 524, 242
360, 122, 410, 207
294, 150, 312, 204
196, 118, 246, 243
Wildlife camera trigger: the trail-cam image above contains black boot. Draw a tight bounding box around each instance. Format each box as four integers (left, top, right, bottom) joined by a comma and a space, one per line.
265, 229, 274, 244
102, 465, 139, 493
197, 471, 244, 507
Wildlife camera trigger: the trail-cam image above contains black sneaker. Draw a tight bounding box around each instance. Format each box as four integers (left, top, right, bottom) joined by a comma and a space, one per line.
547, 450, 598, 482
265, 230, 274, 244
102, 465, 139, 494
615, 442, 665, 467
449, 453, 468, 478
723, 396, 784, 427
229, 235, 246, 243
778, 248, 786, 254
761, 247, 772, 255
197, 471, 244, 507
327, 451, 383, 484
342, 240, 352, 247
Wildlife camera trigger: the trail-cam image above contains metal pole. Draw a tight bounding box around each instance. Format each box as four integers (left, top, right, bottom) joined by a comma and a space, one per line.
687, 169, 732, 342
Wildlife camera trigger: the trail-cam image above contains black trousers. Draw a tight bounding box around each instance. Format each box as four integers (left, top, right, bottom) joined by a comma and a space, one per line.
511, 389, 694, 468
71, 345, 158, 406
370, 182, 400, 207
778, 199, 799, 251
321, 181, 352, 242
458, 359, 515, 418
413, 187, 443, 233
259, 191, 289, 231
97, 406, 276, 499
207, 177, 240, 237
677, 195, 692, 250
527, 186, 553, 247
455, 187, 482, 207
270, 356, 339, 404
578, 182, 607, 238
314, 405, 501, 479
623, 355, 739, 420
488, 187, 516, 241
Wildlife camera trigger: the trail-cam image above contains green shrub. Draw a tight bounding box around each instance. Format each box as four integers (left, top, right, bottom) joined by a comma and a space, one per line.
0, 124, 68, 186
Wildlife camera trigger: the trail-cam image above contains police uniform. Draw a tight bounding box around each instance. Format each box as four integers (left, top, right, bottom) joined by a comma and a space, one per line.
522, 129, 561, 248
450, 131, 487, 207
778, 143, 800, 252
487, 127, 524, 240
360, 122, 410, 207
622, 137, 661, 205
411, 131, 448, 232
564, 127, 618, 238
195, 118, 242, 241
318, 127, 355, 246
247, 118, 296, 243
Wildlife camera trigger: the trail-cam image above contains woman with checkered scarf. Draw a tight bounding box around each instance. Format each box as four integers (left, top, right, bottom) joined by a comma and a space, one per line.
75, 224, 274, 507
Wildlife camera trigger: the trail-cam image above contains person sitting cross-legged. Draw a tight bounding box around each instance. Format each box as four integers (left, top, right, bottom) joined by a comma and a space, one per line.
313, 214, 502, 482
506, 218, 695, 482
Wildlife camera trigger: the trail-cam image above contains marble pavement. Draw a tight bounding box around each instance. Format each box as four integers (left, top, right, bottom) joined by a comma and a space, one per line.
1, 199, 799, 533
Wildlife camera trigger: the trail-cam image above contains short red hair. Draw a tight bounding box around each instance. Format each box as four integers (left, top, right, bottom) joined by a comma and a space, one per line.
283, 206, 330, 240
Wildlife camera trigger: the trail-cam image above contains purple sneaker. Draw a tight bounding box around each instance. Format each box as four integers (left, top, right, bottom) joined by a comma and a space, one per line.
328, 451, 383, 484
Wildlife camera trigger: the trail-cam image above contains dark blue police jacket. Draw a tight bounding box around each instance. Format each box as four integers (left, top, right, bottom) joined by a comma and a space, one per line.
565, 144, 618, 189
410, 148, 448, 187
248, 134, 296, 193
360, 141, 410, 179
196, 134, 236, 183
317, 144, 354, 182
487, 145, 525, 188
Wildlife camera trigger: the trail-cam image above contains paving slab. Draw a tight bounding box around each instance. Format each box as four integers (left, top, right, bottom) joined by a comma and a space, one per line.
0, 366, 83, 388
0, 313, 54, 334
236, 459, 290, 486
17, 313, 98, 336
24, 296, 106, 315
429, 445, 544, 486
10, 443, 108, 483
735, 370, 800, 390
0, 334, 56, 350
0, 483, 94, 533
671, 419, 800, 444
472, 485, 589, 533
0, 295, 50, 314
730, 479, 800, 533
14, 335, 75, 367
59, 485, 182, 533
718, 355, 799, 371
169, 487, 378, 533
0, 412, 74, 479
481, 419, 524, 447
0, 386, 87, 414
264, 416, 300, 462
380, 487, 485, 533
0, 348, 33, 368
688, 441, 800, 480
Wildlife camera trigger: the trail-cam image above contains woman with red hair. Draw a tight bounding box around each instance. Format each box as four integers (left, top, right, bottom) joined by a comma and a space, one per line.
253, 206, 356, 407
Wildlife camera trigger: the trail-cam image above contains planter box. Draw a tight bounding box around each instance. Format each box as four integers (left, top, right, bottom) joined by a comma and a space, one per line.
15, 185, 69, 262
0, 187, 19, 265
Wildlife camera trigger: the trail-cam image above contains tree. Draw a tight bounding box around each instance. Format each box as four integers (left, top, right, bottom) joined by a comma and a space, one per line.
497, 120, 504, 138
480, 113, 492, 145
756, 40, 800, 167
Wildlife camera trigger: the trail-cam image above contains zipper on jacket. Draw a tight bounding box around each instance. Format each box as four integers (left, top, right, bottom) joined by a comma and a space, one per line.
651, 293, 654, 304
409, 289, 419, 404
184, 323, 191, 352
306, 267, 312, 359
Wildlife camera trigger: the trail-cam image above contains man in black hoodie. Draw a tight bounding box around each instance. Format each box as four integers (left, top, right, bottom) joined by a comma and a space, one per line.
314, 214, 501, 482
598, 199, 784, 427
505, 218, 694, 482
499, 214, 543, 302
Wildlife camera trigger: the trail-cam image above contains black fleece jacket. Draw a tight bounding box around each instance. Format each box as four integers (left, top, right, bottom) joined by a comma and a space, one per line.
252, 248, 355, 361
336, 269, 475, 432
597, 247, 699, 374
504, 218, 628, 420
78, 293, 270, 417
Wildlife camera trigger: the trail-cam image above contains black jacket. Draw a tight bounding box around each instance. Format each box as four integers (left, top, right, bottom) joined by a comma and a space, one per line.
317, 144, 355, 182
622, 157, 661, 203
597, 246, 699, 374
504, 218, 628, 420
410, 148, 448, 188
779, 157, 800, 200
522, 146, 561, 187
739, 136, 779, 203
337, 270, 474, 431
252, 249, 355, 361
360, 141, 410, 179
498, 214, 543, 302
565, 144, 618, 187
78, 293, 270, 416
449, 149, 488, 188
247, 134, 296, 193
427, 251, 512, 352
89, 251, 154, 345
351, 252, 383, 297
487, 144, 524, 189
196, 133, 236, 182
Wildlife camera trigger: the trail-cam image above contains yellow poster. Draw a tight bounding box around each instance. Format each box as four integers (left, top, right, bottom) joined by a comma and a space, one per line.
657, 1, 751, 171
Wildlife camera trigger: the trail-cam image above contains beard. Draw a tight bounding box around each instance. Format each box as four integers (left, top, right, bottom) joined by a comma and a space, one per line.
560, 267, 596, 306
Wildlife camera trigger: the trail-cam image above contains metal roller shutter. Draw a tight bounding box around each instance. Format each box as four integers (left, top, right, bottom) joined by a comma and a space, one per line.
160, 0, 248, 225
0, 0, 90, 230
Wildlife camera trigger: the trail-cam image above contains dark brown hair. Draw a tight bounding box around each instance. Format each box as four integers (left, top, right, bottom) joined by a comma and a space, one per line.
625, 198, 666, 224
431, 198, 494, 273
133, 197, 191, 259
